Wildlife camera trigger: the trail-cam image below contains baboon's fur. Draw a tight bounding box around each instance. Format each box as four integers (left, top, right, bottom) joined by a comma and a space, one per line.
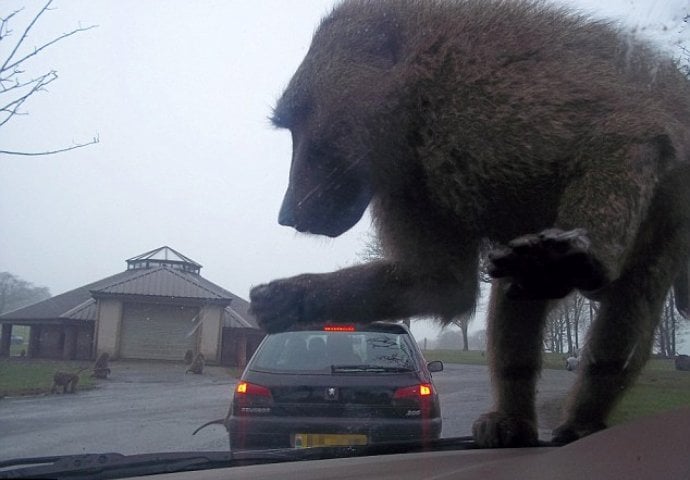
51, 371, 80, 394
249, 0, 690, 447
92, 352, 111, 379
186, 353, 205, 374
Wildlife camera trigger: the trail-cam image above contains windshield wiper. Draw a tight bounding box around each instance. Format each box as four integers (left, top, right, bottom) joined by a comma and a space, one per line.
0, 437, 557, 479
330, 364, 414, 373
0, 450, 311, 480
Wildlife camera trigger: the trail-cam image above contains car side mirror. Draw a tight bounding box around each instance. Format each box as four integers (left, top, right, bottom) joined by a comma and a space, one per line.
427, 360, 443, 372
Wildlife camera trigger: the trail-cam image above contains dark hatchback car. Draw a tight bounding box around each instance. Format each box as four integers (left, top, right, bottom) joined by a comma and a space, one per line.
226, 322, 443, 450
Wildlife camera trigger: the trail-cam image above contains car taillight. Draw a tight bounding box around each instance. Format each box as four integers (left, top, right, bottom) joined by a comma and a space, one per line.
393, 384, 435, 419
234, 381, 273, 414
236, 381, 271, 397
393, 383, 433, 399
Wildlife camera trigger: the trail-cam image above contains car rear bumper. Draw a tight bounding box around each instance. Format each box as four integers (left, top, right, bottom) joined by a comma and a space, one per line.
228, 415, 442, 450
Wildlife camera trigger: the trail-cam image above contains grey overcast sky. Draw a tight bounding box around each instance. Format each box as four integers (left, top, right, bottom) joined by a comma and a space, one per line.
1, 0, 688, 344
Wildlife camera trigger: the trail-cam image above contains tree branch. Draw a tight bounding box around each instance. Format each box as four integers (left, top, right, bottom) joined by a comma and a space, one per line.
0, 135, 99, 156
3, 23, 98, 74
0, 71, 56, 128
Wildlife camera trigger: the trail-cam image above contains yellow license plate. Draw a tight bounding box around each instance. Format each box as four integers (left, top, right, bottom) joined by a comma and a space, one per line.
292, 433, 368, 448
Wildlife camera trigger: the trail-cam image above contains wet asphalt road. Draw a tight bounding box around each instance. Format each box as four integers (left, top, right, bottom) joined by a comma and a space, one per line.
0, 361, 576, 461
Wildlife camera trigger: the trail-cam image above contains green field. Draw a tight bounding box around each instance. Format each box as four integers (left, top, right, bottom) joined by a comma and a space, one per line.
0, 359, 95, 397
422, 349, 690, 425
422, 348, 566, 370
608, 360, 690, 425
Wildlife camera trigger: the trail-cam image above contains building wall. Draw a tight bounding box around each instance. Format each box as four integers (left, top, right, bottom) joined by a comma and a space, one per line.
96, 298, 123, 359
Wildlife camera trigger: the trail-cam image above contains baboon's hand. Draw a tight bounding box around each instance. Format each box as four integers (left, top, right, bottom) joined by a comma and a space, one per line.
472, 412, 538, 448
250, 276, 313, 333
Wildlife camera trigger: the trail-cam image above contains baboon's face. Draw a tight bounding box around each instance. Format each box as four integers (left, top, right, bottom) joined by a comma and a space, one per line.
271, 12, 400, 237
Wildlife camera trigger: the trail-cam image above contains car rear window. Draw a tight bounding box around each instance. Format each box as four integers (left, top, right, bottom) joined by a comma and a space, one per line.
249, 330, 418, 373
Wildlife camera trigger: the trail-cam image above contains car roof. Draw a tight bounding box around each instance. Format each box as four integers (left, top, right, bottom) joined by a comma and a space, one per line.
285, 321, 411, 335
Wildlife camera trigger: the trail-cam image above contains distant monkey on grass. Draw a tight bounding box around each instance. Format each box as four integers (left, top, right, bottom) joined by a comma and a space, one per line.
51, 369, 86, 394
249, 0, 690, 447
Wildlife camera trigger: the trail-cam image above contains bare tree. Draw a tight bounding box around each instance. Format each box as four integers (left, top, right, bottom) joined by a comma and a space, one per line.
544, 293, 594, 354
450, 313, 472, 351
0, 271, 50, 314
655, 290, 684, 357
0, 1, 98, 156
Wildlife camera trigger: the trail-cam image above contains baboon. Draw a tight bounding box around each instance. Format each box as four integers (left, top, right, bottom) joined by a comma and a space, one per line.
249, 0, 690, 448
565, 356, 579, 372
676, 354, 690, 372
184, 349, 194, 365
92, 352, 111, 379
186, 353, 205, 374
51, 370, 83, 394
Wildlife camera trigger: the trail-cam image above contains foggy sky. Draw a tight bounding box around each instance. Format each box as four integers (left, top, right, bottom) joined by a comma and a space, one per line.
0, 0, 688, 344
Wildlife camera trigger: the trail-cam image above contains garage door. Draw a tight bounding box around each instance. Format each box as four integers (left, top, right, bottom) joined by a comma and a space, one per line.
120, 303, 199, 360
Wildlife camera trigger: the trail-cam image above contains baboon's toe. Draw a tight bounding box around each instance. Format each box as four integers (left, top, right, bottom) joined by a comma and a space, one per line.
551, 421, 606, 445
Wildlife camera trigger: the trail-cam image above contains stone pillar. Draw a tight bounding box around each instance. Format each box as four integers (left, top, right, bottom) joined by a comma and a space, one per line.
28, 325, 41, 358
237, 335, 248, 368
95, 299, 123, 359
62, 325, 78, 360
198, 304, 223, 364
0, 324, 11, 357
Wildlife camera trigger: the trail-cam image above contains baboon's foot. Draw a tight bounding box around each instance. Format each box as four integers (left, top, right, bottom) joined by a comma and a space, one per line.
551, 420, 606, 445
472, 412, 538, 448
488, 228, 608, 300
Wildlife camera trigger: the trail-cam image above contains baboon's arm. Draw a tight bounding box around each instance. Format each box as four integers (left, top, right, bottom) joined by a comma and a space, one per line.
250, 260, 476, 333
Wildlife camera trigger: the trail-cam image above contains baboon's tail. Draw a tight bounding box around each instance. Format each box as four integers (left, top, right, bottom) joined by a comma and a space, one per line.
192, 418, 225, 435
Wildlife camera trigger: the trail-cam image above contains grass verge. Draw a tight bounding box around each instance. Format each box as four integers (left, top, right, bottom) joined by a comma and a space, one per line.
423, 350, 690, 425
609, 360, 690, 425
0, 358, 95, 397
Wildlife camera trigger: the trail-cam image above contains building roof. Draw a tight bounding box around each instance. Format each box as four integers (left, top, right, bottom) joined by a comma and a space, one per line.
0, 248, 259, 328
91, 265, 235, 301
126, 246, 202, 274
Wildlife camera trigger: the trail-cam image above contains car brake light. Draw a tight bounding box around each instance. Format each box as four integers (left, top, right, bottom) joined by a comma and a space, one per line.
394, 383, 433, 399
235, 381, 272, 397
323, 324, 356, 332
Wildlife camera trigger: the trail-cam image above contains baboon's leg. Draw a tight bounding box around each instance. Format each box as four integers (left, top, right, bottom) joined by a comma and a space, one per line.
555, 143, 665, 290
490, 143, 665, 301
472, 281, 550, 447
554, 164, 690, 443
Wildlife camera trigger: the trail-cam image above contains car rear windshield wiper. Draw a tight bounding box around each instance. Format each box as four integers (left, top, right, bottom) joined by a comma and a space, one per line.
330, 364, 414, 373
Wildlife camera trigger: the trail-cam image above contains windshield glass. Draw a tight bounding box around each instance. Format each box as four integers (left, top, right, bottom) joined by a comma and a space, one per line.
250, 330, 417, 373
0, 0, 688, 476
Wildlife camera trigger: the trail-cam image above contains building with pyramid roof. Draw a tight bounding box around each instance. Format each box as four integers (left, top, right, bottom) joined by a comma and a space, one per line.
0, 247, 264, 366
